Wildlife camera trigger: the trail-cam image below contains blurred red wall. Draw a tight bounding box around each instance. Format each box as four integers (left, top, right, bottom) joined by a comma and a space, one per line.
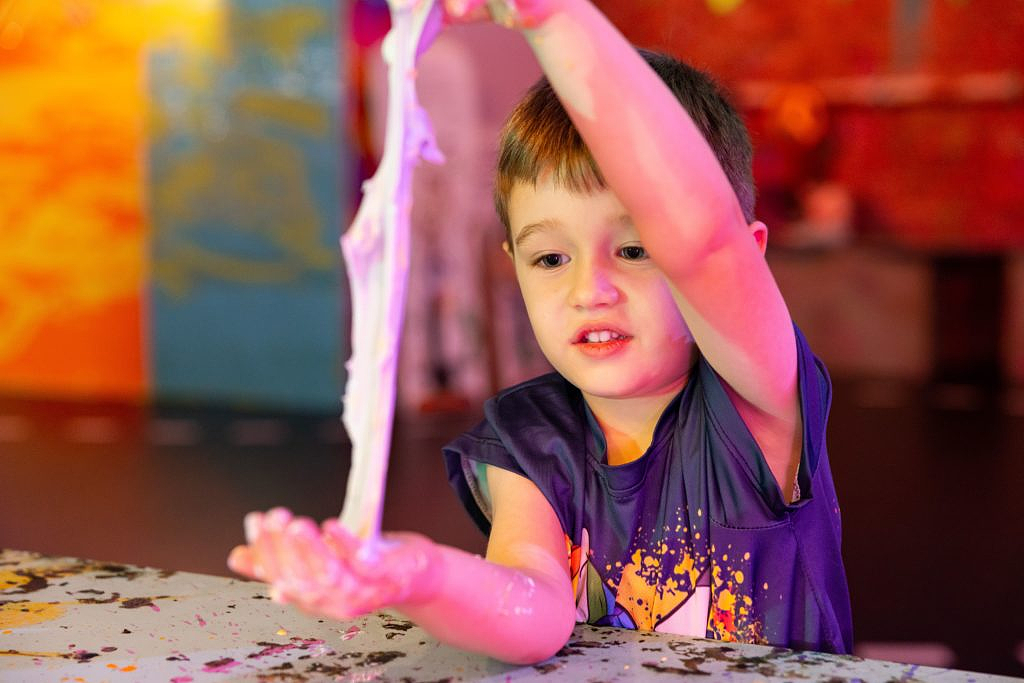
597, 0, 1024, 249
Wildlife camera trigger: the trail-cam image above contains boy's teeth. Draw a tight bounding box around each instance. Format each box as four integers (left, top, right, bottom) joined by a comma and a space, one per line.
586, 331, 621, 343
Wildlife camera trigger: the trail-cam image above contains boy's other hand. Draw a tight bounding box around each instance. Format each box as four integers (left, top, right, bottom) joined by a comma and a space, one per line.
227, 508, 442, 621
442, 0, 564, 30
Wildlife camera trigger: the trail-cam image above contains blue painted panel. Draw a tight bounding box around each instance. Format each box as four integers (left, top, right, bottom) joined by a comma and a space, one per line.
149, 0, 347, 411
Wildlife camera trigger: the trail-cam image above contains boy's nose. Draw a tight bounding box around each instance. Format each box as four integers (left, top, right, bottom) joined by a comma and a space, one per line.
569, 262, 620, 309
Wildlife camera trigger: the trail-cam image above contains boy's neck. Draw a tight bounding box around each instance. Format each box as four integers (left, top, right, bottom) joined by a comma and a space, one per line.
583, 374, 691, 467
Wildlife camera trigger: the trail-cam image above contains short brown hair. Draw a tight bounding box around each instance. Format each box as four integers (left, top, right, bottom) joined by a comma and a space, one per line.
494, 49, 755, 245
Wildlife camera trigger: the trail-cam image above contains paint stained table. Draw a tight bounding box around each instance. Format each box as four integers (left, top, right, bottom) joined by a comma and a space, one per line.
0, 549, 1007, 682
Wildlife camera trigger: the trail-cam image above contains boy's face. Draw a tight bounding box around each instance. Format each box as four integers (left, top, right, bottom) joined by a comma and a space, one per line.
506, 177, 695, 403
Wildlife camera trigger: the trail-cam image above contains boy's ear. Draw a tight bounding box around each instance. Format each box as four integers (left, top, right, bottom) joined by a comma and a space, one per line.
502, 240, 514, 260
749, 220, 768, 255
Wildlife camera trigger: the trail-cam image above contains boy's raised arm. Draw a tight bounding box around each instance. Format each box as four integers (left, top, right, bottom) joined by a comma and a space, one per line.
448, 0, 801, 501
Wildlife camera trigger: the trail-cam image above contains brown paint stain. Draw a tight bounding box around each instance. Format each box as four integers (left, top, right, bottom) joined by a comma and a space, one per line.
119, 595, 171, 609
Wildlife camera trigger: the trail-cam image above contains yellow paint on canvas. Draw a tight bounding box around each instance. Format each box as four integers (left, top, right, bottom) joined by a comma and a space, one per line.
0, 648, 72, 659
0, 601, 66, 629
0, 571, 32, 592
0, 1, 156, 398
0, 0, 227, 398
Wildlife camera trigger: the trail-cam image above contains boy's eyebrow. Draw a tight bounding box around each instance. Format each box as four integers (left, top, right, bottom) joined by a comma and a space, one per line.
613, 214, 635, 231
513, 219, 561, 250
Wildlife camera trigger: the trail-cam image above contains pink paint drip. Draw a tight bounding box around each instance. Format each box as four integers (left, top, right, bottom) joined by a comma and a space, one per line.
149, 603, 161, 612
195, 615, 206, 627
170, 678, 194, 683
341, 626, 361, 641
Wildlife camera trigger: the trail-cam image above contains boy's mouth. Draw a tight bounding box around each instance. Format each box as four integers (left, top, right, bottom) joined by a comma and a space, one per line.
572, 327, 633, 356
576, 330, 628, 344
573, 325, 631, 344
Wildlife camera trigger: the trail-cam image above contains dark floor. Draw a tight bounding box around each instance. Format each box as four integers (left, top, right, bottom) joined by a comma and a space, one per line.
1, 379, 1022, 676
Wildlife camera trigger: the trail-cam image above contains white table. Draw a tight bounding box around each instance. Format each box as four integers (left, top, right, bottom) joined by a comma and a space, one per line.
0, 549, 1008, 682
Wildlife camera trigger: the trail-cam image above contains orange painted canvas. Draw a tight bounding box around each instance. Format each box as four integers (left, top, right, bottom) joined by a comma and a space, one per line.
0, 1, 148, 399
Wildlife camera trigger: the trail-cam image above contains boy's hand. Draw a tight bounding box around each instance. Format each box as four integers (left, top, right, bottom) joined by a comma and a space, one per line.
227, 508, 441, 620
442, 0, 564, 30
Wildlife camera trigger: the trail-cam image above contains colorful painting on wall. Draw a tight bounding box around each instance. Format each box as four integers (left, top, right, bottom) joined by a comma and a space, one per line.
0, 1, 148, 399
148, 0, 345, 411
0, 0, 346, 410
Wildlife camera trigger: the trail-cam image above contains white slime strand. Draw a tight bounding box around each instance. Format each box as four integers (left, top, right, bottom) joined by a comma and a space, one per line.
339, 0, 444, 541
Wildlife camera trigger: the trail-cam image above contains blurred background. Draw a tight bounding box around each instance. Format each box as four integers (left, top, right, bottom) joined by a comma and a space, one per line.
1, 0, 1022, 675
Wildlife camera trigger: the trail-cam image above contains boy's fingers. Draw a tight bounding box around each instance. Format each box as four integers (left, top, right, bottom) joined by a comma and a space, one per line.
266, 508, 297, 582
268, 584, 293, 605
266, 507, 293, 527
227, 545, 255, 577
242, 512, 272, 580
243, 511, 262, 544
322, 519, 360, 559
319, 523, 391, 611
284, 518, 339, 589
274, 518, 311, 590
252, 508, 291, 583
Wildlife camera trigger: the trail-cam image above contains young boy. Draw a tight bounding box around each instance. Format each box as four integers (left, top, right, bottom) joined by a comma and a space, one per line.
228, 0, 853, 664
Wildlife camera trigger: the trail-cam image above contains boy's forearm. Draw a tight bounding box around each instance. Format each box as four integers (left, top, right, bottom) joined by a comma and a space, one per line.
523, 0, 744, 273
395, 543, 575, 664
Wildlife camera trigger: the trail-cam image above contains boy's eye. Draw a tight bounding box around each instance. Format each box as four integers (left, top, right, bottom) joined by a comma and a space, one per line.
534, 253, 567, 269
620, 245, 647, 261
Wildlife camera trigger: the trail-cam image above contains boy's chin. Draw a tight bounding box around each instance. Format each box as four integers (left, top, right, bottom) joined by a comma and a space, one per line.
563, 367, 690, 403
566, 376, 643, 401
